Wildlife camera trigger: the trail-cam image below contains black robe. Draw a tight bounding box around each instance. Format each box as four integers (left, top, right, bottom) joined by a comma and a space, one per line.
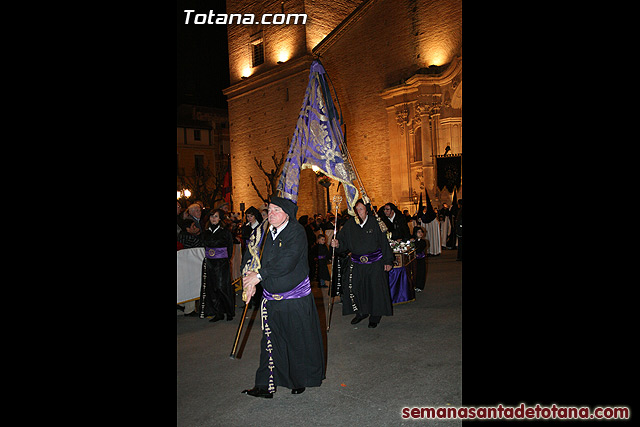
309, 242, 331, 282
413, 238, 427, 290
335, 215, 395, 317
249, 219, 325, 391
200, 224, 234, 318
330, 251, 350, 298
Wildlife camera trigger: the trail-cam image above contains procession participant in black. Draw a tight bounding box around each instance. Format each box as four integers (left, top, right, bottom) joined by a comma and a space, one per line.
330, 199, 394, 328
241, 196, 325, 398
240, 206, 264, 309
411, 226, 427, 292
446, 190, 459, 249
240, 206, 262, 257
378, 202, 411, 241
439, 202, 451, 249
297, 215, 317, 250
200, 209, 235, 322
329, 252, 349, 300
309, 234, 331, 288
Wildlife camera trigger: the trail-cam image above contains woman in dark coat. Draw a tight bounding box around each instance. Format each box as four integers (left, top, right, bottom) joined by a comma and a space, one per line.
200, 209, 235, 322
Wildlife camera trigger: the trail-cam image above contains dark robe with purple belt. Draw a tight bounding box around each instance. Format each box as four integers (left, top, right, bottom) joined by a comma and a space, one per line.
200, 224, 234, 318
242, 219, 325, 392
414, 238, 427, 290
310, 242, 331, 282
334, 215, 394, 317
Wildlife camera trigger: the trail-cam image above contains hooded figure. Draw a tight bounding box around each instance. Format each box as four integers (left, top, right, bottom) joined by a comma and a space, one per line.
240, 196, 325, 398
418, 190, 441, 256
241, 205, 267, 307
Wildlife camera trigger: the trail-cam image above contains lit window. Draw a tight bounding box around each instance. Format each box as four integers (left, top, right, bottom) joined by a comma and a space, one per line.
250, 31, 264, 67
251, 39, 264, 67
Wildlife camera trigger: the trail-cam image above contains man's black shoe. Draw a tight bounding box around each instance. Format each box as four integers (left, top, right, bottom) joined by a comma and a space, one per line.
368, 321, 378, 328
351, 314, 369, 324
291, 387, 305, 394
209, 314, 224, 322
241, 387, 273, 398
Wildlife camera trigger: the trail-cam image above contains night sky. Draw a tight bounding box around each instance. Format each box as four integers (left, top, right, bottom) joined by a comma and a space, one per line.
177, 0, 230, 109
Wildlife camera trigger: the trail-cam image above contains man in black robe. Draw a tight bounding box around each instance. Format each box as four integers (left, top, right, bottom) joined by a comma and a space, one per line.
241, 196, 325, 398
378, 202, 411, 241
331, 199, 394, 328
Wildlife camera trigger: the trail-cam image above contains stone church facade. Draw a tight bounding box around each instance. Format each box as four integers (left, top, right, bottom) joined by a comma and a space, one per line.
223, 0, 461, 217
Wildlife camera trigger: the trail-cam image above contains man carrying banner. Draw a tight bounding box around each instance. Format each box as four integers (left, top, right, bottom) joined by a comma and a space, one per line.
241, 196, 325, 398
330, 199, 394, 328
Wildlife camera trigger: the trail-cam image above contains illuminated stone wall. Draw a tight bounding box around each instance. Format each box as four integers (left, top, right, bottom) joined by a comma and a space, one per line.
224, 0, 462, 216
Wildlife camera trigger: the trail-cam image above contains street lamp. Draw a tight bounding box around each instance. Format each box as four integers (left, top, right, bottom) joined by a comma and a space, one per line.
177, 188, 192, 200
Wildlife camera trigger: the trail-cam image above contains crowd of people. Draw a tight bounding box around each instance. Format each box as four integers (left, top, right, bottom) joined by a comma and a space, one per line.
177, 197, 462, 319
176, 200, 265, 318
177, 196, 462, 398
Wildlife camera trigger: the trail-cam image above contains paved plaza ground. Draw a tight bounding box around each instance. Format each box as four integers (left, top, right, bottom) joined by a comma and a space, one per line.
177, 249, 462, 426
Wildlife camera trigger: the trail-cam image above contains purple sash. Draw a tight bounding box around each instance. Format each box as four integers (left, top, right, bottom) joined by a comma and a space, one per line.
262, 276, 311, 301
204, 247, 228, 259
350, 249, 383, 264
317, 255, 326, 260
416, 252, 426, 259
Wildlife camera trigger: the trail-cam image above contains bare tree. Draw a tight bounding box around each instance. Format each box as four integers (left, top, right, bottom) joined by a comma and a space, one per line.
179, 161, 227, 208
250, 150, 286, 203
